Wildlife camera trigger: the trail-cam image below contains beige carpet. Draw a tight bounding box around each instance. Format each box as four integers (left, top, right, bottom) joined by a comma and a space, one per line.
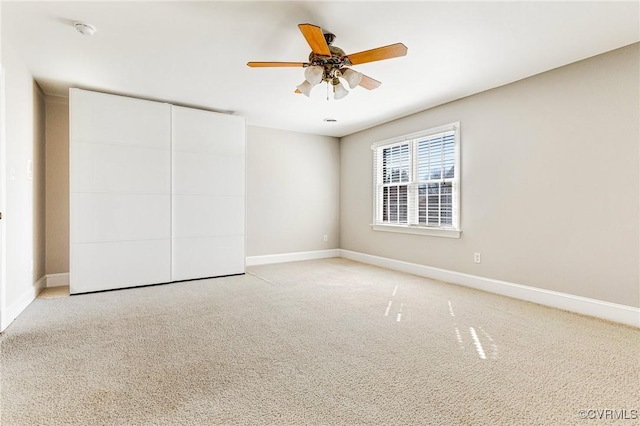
1, 258, 638, 425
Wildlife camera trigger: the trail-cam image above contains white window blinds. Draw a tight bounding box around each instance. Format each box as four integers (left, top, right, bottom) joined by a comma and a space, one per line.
381, 143, 410, 224
373, 123, 460, 232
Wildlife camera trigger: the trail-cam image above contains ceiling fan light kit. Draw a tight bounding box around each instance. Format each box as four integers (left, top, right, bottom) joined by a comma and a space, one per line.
341, 68, 363, 89
248, 23, 407, 100
332, 78, 349, 100
296, 80, 314, 97
304, 65, 324, 85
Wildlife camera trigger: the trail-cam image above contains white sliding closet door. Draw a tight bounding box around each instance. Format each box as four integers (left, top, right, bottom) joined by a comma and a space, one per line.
171, 106, 245, 281
70, 89, 171, 294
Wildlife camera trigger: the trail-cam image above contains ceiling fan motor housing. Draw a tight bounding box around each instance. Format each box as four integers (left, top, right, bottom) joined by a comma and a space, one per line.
323, 31, 336, 46
307, 46, 352, 82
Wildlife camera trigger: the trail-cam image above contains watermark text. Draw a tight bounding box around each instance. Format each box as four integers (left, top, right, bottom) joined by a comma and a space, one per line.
578, 409, 638, 420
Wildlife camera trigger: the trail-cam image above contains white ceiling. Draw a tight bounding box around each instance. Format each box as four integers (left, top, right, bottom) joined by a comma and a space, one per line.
2, 1, 639, 137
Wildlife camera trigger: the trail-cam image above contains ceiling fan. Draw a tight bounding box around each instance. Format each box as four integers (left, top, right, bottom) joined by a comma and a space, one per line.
247, 24, 408, 100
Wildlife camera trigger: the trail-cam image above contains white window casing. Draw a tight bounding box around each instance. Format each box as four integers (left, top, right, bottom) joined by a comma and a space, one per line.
371, 122, 461, 238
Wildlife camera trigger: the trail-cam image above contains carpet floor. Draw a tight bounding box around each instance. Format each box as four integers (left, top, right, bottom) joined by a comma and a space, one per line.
0, 258, 638, 425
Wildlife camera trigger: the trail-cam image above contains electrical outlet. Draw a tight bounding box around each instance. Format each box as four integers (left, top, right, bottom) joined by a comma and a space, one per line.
474, 253, 481, 264
323, 234, 328, 242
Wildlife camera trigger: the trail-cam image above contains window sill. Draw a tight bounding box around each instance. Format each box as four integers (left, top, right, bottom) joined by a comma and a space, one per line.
371, 224, 461, 239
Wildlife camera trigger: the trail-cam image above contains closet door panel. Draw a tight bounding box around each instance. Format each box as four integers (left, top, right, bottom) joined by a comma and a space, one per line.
71, 193, 170, 243
171, 236, 244, 282
171, 106, 245, 282
71, 240, 171, 293
172, 152, 245, 196
172, 195, 245, 238
171, 107, 245, 155
72, 89, 170, 148
71, 143, 170, 194
70, 89, 171, 294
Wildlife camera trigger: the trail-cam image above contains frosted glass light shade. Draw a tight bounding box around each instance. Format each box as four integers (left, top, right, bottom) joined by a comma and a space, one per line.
333, 80, 349, 100
296, 80, 314, 97
304, 66, 324, 85
342, 68, 363, 89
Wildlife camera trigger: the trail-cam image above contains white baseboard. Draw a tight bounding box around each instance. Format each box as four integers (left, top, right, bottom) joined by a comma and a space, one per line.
246, 249, 341, 266
46, 272, 69, 288
0, 276, 47, 332
339, 249, 640, 328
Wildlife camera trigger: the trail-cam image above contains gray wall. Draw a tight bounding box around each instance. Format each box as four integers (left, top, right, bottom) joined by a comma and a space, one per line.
247, 126, 340, 256
44, 96, 69, 275
340, 43, 639, 307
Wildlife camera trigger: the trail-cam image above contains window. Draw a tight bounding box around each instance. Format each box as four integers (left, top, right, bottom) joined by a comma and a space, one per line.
372, 122, 460, 238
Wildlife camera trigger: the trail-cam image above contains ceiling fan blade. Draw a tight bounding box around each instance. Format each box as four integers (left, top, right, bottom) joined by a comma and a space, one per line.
247, 62, 307, 67
346, 43, 408, 65
359, 74, 382, 90
298, 23, 331, 57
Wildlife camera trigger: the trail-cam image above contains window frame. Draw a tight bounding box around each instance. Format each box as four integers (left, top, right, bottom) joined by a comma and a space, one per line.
371, 122, 461, 239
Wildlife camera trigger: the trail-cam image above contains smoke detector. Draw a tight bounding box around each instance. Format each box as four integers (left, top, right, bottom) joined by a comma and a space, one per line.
74, 22, 96, 36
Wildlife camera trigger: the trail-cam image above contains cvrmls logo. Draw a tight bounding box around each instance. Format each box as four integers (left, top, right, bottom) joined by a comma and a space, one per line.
579, 409, 638, 420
